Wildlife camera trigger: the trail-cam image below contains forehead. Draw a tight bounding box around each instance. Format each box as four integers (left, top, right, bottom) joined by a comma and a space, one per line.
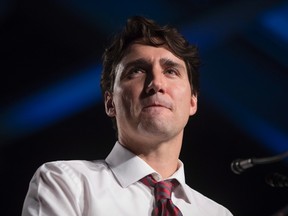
120, 43, 186, 67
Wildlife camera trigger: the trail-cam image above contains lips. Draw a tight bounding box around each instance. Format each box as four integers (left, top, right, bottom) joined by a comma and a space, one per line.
142, 98, 172, 110
144, 103, 166, 109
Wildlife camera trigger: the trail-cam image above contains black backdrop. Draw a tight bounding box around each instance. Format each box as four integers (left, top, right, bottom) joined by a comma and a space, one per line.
1, 0, 288, 215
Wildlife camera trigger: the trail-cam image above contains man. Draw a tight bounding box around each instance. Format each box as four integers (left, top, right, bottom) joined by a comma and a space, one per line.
22, 16, 233, 216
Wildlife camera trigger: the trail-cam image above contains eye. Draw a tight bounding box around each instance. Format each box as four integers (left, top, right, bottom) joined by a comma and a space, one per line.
126, 67, 146, 79
164, 68, 179, 76
132, 67, 145, 74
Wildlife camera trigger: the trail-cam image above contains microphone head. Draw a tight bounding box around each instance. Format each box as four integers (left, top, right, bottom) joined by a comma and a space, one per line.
231, 158, 254, 175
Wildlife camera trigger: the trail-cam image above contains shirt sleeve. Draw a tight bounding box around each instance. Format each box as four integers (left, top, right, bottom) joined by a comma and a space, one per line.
21, 161, 82, 216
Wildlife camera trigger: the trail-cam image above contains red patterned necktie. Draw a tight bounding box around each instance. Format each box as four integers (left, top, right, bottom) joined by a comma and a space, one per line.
140, 174, 183, 216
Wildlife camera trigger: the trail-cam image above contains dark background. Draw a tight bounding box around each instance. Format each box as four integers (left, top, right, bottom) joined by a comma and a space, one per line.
1, 0, 288, 215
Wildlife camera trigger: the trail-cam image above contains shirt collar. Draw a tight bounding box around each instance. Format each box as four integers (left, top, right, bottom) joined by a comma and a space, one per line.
105, 141, 192, 203
105, 141, 155, 188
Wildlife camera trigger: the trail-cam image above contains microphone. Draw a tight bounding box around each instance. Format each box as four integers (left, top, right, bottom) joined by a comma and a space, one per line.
231, 151, 288, 175
230, 158, 254, 175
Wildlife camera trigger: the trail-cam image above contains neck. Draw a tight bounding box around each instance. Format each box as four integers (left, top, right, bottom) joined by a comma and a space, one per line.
119, 135, 182, 179
140, 151, 180, 179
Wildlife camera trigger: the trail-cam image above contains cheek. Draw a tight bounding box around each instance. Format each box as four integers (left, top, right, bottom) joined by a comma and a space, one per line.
114, 88, 135, 113
119, 82, 142, 101
172, 86, 194, 111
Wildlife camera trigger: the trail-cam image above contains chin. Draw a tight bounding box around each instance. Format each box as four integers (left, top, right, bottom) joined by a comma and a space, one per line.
139, 122, 171, 135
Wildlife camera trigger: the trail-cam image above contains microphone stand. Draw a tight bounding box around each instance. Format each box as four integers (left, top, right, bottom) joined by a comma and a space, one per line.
231, 151, 288, 215
231, 151, 288, 175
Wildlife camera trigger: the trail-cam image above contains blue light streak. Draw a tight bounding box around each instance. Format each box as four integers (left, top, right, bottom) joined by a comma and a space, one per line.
0, 65, 102, 141
202, 79, 288, 154
261, 3, 288, 43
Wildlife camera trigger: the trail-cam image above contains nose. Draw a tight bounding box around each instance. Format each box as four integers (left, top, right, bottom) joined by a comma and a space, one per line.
145, 70, 165, 94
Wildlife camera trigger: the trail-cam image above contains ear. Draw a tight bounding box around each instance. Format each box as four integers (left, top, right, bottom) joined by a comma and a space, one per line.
104, 91, 116, 117
189, 94, 198, 116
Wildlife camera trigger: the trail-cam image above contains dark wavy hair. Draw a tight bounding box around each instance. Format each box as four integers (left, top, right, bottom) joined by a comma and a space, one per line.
100, 16, 201, 97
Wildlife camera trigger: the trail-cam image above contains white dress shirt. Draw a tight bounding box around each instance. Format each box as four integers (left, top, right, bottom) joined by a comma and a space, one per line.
22, 141, 233, 216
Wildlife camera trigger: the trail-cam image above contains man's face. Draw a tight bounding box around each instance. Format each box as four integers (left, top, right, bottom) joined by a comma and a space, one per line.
105, 43, 197, 144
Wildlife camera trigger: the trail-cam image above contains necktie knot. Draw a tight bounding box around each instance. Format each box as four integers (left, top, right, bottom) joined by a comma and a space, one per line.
154, 180, 173, 200
140, 174, 183, 216
140, 175, 179, 200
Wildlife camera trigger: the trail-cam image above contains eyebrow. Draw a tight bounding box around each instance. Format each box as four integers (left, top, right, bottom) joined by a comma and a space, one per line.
123, 57, 185, 70
123, 58, 150, 69
159, 58, 185, 70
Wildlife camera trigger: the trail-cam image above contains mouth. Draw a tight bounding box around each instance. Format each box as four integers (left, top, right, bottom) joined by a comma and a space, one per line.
144, 104, 165, 108
142, 101, 172, 111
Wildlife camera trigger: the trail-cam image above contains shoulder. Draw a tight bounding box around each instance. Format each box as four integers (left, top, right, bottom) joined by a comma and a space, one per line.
23, 160, 111, 215
28, 160, 112, 195
33, 160, 109, 183
40, 160, 107, 172
36, 160, 107, 171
